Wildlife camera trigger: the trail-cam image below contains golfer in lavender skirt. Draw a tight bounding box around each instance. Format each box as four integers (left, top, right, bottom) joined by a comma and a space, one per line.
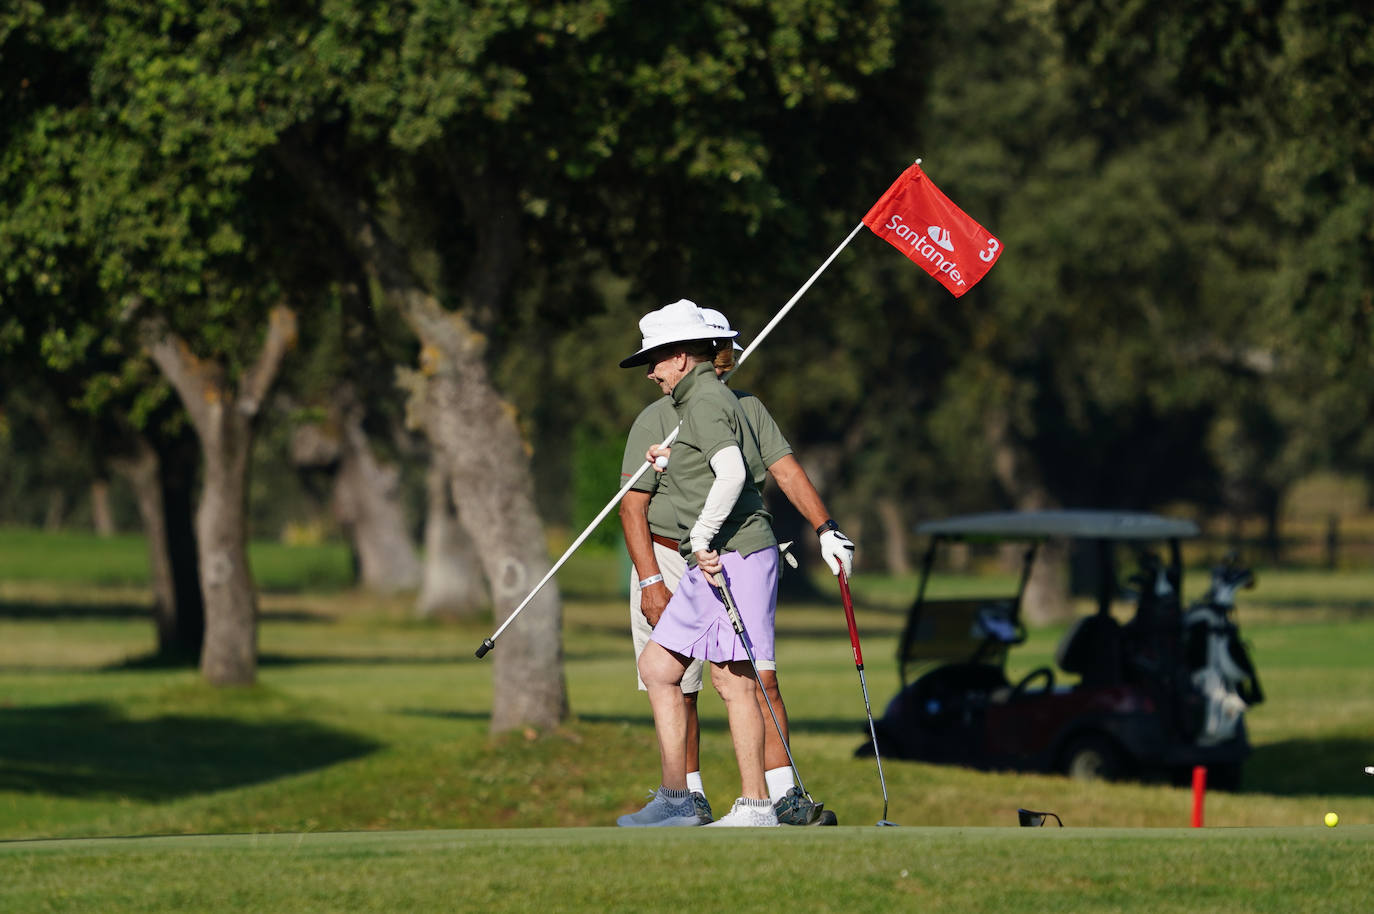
616, 300, 782, 828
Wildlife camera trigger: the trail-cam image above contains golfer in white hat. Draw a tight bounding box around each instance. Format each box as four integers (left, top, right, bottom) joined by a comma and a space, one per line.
614, 300, 853, 828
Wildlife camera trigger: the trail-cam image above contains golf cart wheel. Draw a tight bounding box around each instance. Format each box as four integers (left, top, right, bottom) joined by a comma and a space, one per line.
1062, 735, 1125, 782
1205, 763, 1243, 792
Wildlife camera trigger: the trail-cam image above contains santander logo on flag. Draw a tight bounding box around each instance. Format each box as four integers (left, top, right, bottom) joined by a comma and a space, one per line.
927, 225, 954, 252
862, 162, 1002, 298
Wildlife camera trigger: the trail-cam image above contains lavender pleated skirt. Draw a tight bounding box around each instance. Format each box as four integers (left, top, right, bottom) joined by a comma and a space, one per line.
649, 547, 779, 664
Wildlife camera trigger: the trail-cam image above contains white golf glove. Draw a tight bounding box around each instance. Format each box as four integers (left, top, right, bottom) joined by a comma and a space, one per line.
818, 528, 854, 577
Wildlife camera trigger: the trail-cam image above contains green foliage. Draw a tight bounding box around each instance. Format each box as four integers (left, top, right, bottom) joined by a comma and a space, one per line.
5, 0, 1374, 567
569, 423, 626, 550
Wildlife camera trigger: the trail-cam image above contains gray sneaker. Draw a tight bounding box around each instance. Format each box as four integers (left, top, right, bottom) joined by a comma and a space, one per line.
617, 789, 702, 827
773, 787, 825, 826
691, 792, 713, 824
704, 797, 780, 827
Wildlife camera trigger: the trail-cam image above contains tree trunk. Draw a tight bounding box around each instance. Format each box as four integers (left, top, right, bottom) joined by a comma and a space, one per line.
109, 431, 204, 661
281, 147, 566, 731
143, 306, 297, 686
875, 497, 911, 575
397, 321, 567, 731
90, 478, 115, 536
43, 488, 66, 530
195, 417, 258, 685
416, 463, 488, 618
298, 385, 423, 593
160, 429, 207, 658
984, 405, 1070, 625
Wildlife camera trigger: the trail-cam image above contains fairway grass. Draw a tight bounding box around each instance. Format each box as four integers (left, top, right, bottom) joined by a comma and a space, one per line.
3, 826, 1371, 913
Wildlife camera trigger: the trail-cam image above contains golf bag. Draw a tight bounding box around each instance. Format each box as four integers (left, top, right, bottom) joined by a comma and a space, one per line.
1182, 556, 1264, 745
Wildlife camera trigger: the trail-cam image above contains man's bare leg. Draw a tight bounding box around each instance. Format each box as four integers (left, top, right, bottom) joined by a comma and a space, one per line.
638, 641, 691, 791
755, 670, 790, 771
711, 660, 768, 799
684, 691, 701, 774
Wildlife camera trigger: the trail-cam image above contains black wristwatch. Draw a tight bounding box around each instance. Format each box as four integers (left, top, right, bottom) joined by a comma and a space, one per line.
815, 519, 839, 537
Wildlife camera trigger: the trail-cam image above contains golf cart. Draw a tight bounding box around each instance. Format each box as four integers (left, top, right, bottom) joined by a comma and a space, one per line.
868, 510, 1264, 787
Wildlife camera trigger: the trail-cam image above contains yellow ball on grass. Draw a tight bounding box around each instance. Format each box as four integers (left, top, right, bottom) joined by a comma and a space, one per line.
1324, 811, 1339, 827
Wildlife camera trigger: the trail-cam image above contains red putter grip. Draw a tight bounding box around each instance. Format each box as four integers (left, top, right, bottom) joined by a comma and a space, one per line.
838, 569, 864, 668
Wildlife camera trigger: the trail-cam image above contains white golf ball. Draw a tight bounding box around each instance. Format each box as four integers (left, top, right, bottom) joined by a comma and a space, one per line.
654, 455, 669, 470
1365, 766, 1374, 775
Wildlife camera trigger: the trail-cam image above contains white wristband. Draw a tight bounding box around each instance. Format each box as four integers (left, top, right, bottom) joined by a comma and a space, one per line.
638, 573, 664, 590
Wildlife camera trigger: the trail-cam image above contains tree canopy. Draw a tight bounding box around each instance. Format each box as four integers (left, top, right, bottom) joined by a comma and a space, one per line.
3, 0, 1372, 711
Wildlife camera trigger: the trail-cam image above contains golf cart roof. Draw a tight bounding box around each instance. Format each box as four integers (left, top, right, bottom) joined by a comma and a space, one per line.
916, 510, 1200, 541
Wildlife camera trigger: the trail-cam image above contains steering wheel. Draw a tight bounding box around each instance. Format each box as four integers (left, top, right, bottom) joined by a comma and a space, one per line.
1009, 666, 1055, 701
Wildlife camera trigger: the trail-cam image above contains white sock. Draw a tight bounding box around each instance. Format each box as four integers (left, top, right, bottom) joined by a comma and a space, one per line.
765, 767, 794, 804
686, 771, 705, 797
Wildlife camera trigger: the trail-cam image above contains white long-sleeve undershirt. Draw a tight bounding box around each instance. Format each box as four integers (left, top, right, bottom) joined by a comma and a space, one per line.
689, 445, 746, 553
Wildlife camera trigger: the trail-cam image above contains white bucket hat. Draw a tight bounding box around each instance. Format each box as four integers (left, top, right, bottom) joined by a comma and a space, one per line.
698, 307, 746, 353
620, 298, 738, 368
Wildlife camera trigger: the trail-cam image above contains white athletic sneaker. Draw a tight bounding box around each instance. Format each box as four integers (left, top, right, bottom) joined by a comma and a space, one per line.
617, 789, 702, 827
703, 797, 780, 827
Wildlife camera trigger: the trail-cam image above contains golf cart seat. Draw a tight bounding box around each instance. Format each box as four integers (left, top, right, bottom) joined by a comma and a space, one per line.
897, 597, 1024, 687
1055, 613, 1124, 687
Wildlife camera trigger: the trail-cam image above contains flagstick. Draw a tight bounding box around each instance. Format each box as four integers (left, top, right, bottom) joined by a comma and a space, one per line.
735, 222, 866, 367
476, 223, 865, 658
475, 425, 680, 657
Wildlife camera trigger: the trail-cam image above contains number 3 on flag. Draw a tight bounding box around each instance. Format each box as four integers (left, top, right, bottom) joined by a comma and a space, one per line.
979, 238, 1000, 263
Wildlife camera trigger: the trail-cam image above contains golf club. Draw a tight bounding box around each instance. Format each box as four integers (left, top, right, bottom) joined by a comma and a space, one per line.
710, 569, 814, 809
838, 568, 899, 826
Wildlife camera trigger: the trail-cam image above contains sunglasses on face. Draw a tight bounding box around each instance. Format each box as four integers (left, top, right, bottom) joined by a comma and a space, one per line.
1017, 808, 1063, 827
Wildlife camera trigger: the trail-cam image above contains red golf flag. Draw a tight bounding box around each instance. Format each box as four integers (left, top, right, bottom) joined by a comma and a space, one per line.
862, 162, 1002, 298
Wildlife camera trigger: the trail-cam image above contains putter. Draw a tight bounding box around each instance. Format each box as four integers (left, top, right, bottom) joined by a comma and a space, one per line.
709, 569, 815, 809
838, 568, 899, 826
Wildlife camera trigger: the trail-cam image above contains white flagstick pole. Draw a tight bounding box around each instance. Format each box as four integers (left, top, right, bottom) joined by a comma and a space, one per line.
475, 425, 679, 658
476, 221, 867, 658
735, 222, 866, 368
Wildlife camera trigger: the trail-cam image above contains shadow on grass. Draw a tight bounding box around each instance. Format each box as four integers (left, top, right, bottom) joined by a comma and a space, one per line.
397, 707, 876, 739
1241, 736, 1374, 795
103, 649, 438, 673
1249, 598, 1374, 615
566, 619, 906, 644
0, 600, 330, 624
0, 600, 151, 620
0, 703, 379, 801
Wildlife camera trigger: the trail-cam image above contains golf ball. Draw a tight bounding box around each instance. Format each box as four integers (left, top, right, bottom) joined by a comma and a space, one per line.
654, 455, 669, 470
1364, 766, 1374, 775
1324, 811, 1339, 827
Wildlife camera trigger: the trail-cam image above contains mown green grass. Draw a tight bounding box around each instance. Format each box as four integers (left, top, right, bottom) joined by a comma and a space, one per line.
3, 528, 1374, 910
0, 527, 354, 592
3, 827, 1371, 914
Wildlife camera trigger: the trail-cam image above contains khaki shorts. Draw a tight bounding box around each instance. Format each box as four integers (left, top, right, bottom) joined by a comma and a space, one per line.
630, 542, 775, 692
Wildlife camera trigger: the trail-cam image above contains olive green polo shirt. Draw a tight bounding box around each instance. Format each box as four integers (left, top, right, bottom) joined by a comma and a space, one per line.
662, 362, 776, 558
620, 382, 792, 543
